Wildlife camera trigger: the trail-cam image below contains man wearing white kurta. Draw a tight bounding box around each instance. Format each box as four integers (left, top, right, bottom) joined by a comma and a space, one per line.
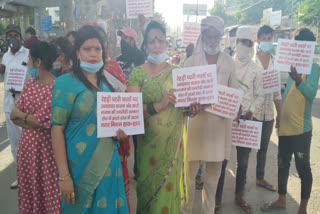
0, 24, 29, 189
181, 16, 239, 214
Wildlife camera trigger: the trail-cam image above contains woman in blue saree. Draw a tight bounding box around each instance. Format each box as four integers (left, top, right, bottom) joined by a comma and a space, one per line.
51, 25, 129, 214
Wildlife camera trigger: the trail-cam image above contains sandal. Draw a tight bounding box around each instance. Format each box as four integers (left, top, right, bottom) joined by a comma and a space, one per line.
235, 200, 253, 214
256, 182, 276, 192
260, 201, 285, 212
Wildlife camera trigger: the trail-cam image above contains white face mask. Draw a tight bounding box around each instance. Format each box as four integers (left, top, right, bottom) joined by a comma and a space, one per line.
235, 43, 252, 62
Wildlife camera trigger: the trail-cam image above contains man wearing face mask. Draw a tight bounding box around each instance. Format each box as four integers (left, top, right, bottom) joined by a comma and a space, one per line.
224, 25, 238, 56
181, 16, 239, 214
0, 24, 29, 189
116, 27, 145, 81
231, 26, 264, 213
253, 25, 281, 192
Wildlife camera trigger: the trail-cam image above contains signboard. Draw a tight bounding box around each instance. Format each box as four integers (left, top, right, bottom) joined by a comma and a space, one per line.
182, 22, 201, 46
263, 8, 273, 18
97, 92, 145, 137
262, 69, 281, 94
41, 16, 52, 32
274, 39, 316, 74
270, 10, 282, 26
232, 120, 263, 150
172, 65, 218, 107
126, 0, 153, 19
183, 4, 207, 16
205, 85, 243, 119
4, 63, 27, 91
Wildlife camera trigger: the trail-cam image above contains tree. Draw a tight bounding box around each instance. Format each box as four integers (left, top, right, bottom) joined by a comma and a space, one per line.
209, 1, 237, 26
295, 0, 320, 28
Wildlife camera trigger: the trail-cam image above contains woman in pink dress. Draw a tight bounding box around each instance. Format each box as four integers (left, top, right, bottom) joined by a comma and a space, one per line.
10, 41, 61, 214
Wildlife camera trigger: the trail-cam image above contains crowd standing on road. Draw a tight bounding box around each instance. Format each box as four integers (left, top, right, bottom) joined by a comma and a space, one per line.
0, 14, 319, 214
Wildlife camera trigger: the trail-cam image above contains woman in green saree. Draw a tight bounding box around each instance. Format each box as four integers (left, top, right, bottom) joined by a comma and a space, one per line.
127, 21, 200, 214
51, 25, 129, 214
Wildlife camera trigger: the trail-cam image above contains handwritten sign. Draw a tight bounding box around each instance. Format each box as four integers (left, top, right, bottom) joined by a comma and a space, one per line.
126, 0, 153, 19
182, 22, 201, 47
97, 92, 145, 138
275, 39, 315, 74
4, 64, 27, 91
173, 65, 218, 107
232, 120, 262, 150
262, 69, 281, 94
205, 85, 243, 119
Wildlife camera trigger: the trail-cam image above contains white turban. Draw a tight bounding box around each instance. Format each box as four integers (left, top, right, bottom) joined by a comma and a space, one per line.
201, 16, 224, 36
236, 26, 255, 42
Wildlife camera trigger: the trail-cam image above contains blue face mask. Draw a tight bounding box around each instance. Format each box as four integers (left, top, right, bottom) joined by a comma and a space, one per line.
27, 66, 39, 78
80, 60, 104, 74
147, 51, 169, 64
259, 41, 273, 53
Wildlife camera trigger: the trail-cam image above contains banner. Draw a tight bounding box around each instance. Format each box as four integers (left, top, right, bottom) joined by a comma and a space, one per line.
275, 39, 316, 74
182, 22, 201, 47
232, 120, 262, 150
126, 0, 153, 19
4, 63, 27, 91
205, 85, 243, 119
173, 65, 218, 107
262, 69, 281, 94
97, 92, 145, 138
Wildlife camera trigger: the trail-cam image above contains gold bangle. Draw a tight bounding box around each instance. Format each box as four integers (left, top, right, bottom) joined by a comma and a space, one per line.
58, 174, 71, 182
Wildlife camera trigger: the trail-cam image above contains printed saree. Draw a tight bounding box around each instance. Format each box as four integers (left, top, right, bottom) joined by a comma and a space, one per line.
128, 65, 185, 214
51, 73, 129, 214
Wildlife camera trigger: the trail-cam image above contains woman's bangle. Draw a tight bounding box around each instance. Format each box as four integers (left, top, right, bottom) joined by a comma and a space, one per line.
58, 174, 71, 182
147, 103, 157, 115
24, 113, 29, 124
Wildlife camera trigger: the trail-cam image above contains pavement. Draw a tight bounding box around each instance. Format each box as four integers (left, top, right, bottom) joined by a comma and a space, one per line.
0, 81, 320, 214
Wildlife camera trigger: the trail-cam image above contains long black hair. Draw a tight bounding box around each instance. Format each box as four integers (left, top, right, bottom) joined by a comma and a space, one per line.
141, 21, 166, 59
30, 41, 58, 70
71, 25, 114, 91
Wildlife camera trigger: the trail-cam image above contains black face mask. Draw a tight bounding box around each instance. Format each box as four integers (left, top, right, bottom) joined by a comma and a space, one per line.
8, 37, 21, 51
120, 39, 136, 59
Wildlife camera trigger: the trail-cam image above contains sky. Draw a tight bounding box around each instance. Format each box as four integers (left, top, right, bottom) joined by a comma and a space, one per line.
155, 0, 214, 30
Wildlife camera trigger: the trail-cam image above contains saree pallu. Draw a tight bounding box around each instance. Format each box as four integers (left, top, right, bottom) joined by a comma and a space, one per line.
128, 66, 185, 214
51, 73, 129, 214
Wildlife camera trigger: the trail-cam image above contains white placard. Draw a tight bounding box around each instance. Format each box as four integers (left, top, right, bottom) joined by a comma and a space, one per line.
205, 85, 243, 119
126, 0, 153, 19
270, 10, 282, 26
182, 22, 201, 47
262, 69, 281, 94
183, 4, 207, 16
232, 120, 262, 150
4, 63, 27, 91
97, 92, 145, 138
173, 65, 218, 107
275, 39, 316, 74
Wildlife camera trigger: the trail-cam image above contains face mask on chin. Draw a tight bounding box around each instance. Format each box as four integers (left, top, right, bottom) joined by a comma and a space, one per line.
147, 51, 169, 64
27, 66, 39, 78
203, 41, 220, 56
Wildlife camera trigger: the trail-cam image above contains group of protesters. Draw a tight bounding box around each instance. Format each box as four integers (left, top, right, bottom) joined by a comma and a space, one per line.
0, 14, 319, 214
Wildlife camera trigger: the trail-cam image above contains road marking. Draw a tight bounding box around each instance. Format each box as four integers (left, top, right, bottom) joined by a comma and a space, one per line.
0, 138, 9, 146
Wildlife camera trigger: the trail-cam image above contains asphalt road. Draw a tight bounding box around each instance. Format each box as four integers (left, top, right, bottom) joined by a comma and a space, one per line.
0, 82, 319, 214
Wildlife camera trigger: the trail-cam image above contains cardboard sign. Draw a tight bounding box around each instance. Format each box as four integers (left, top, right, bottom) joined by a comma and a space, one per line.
232, 120, 262, 150
182, 22, 201, 47
97, 92, 145, 138
275, 39, 316, 74
126, 0, 153, 19
205, 85, 243, 119
262, 69, 281, 94
4, 63, 27, 91
173, 65, 218, 107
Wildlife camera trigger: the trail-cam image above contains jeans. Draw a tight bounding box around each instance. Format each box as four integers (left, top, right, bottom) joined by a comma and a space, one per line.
278, 131, 312, 200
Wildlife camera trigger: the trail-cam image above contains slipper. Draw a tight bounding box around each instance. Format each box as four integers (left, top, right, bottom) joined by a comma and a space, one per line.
260, 202, 285, 212
256, 182, 276, 192
235, 200, 253, 214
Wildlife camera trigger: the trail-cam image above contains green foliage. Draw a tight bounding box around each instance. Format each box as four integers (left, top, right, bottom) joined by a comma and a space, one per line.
210, 0, 297, 26
295, 0, 320, 28
0, 19, 6, 35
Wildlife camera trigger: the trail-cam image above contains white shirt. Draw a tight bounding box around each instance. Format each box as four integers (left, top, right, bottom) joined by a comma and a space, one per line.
234, 57, 264, 116
0, 46, 29, 112
254, 55, 282, 121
